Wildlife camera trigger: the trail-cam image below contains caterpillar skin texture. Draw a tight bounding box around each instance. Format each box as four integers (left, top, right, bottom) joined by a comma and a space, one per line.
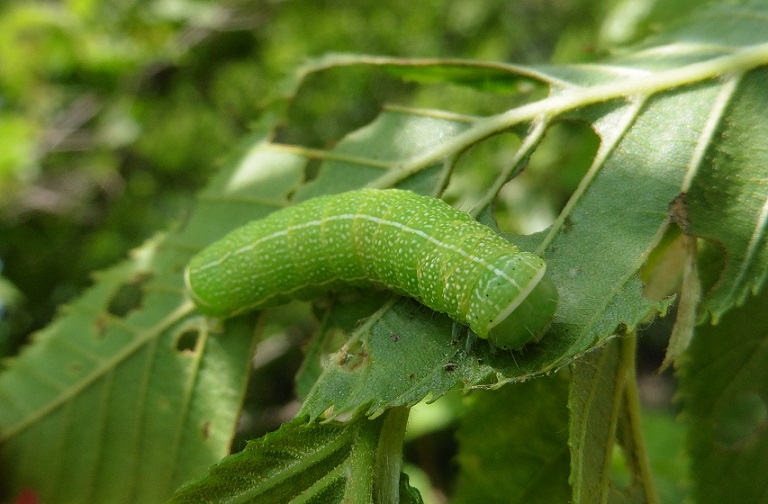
185, 188, 558, 350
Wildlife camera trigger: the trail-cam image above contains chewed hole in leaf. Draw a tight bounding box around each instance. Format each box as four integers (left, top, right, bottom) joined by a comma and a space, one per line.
642, 226, 687, 302
303, 157, 322, 183
175, 328, 201, 354
495, 121, 598, 235
444, 132, 522, 210
106, 274, 151, 317
610, 443, 632, 491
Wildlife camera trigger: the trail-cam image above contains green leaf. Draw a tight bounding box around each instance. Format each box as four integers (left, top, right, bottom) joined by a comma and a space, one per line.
569, 336, 658, 504
453, 376, 571, 504
168, 411, 422, 504
299, 297, 478, 419
680, 285, 768, 504
0, 138, 306, 502
686, 67, 768, 322
290, 109, 473, 199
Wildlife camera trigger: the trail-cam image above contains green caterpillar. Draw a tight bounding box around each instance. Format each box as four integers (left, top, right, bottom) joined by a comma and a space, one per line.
185, 188, 557, 350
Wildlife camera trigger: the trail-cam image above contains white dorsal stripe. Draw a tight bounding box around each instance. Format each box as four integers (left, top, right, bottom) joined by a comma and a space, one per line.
194, 213, 534, 291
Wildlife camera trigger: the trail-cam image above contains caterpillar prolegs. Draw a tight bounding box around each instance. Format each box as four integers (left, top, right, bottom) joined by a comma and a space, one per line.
184, 188, 557, 350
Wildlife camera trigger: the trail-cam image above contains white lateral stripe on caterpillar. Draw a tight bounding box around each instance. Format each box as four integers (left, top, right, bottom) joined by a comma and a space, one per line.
194, 213, 529, 292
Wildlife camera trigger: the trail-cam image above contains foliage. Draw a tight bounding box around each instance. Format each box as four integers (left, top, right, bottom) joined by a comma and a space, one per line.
1, 0, 767, 503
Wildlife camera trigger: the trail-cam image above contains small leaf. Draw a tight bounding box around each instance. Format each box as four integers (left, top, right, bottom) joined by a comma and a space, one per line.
168, 412, 422, 504
569, 336, 658, 504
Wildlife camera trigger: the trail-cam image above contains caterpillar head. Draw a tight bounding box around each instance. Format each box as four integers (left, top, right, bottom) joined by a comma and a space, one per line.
471, 253, 557, 351
488, 272, 558, 350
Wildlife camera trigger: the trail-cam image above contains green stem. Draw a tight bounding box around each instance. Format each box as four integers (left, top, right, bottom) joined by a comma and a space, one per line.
619, 334, 660, 504
373, 407, 410, 504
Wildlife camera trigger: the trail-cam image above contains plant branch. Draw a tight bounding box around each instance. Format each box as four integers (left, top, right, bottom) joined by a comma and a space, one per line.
373, 407, 410, 504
